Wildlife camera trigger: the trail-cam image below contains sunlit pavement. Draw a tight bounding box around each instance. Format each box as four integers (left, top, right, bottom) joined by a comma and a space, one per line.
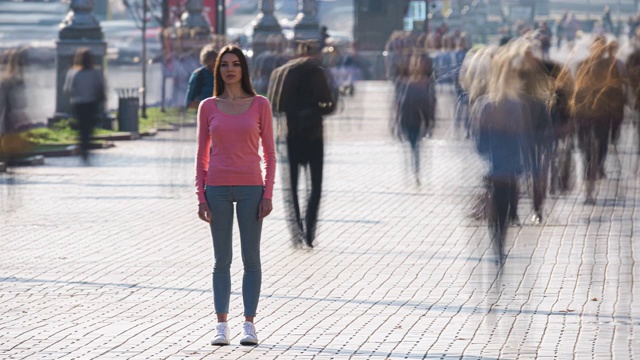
1, 81, 639, 359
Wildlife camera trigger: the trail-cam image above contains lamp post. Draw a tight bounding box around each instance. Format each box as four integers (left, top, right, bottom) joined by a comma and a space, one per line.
123, 0, 150, 118
141, 0, 148, 118
253, 0, 282, 59
161, 0, 168, 113
216, 0, 226, 35
424, 0, 430, 33
293, 0, 320, 41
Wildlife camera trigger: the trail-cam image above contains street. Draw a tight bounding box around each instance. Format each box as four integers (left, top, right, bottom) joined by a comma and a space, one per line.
1, 82, 640, 359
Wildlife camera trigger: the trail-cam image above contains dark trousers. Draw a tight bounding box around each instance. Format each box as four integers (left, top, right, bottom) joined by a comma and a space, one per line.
578, 122, 609, 180
286, 136, 324, 246
404, 126, 421, 177
530, 142, 549, 216
73, 101, 98, 160
488, 176, 518, 259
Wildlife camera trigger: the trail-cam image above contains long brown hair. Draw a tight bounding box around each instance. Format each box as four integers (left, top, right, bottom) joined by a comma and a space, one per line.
213, 45, 255, 97
72, 47, 94, 71
570, 37, 624, 119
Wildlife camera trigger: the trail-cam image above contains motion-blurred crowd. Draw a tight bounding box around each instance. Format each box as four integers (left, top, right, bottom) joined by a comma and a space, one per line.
382, 16, 640, 262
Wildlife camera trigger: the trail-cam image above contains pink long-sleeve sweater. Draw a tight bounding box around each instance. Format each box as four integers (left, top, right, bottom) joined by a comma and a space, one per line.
195, 95, 276, 204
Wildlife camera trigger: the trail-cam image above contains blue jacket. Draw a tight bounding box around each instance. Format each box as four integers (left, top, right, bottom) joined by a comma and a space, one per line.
473, 97, 529, 179
185, 67, 214, 107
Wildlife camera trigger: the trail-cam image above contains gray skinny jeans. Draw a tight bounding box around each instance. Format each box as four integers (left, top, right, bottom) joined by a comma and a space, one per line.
206, 185, 263, 317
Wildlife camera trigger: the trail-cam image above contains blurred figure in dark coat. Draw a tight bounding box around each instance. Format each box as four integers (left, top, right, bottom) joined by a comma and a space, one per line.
547, 61, 576, 195
63, 48, 106, 163
267, 41, 336, 248
471, 44, 531, 264
518, 42, 553, 224
394, 52, 436, 185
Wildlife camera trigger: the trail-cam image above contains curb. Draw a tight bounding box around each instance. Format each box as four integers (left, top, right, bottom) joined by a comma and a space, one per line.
169, 122, 196, 128
157, 125, 178, 132
91, 132, 140, 141
140, 129, 158, 137
7, 155, 45, 167
21, 145, 79, 158
88, 142, 116, 150
8, 143, 114, 163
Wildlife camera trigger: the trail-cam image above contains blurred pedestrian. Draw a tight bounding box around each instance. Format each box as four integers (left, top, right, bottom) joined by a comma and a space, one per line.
565, 13, 581, 45
252, 35, 289, 95
195, 45, 276, 346
0, 48, 32, 160
185, 44, 217, 109
547, 62, 576, 195
518, 42, 553, 224
395, 52, 436, 185
63, 47, 105, 163
627, 45, 640, 154
537, 21, 552, 60
607, 41, 627, 151
453, 37, 471, 137
471, 44, 530, 263
348, 41, 371, 80
320, 25, 330, 50
603, 6, 615, 34
628, 14, 640, 40
570, 37, 624, 204
556, 13, 567, 49
267, 40, 336, 248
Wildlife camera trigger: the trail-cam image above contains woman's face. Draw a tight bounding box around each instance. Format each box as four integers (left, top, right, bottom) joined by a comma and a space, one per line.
219, 53, 242, 86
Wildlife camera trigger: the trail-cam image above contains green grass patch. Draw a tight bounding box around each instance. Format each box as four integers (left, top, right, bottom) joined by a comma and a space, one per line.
20, 119, 113, 145
138, 107, 195, 132
17, 107, 193, 147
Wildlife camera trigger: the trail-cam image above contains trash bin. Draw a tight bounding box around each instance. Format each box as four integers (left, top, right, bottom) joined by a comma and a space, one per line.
116, 88, 139, 133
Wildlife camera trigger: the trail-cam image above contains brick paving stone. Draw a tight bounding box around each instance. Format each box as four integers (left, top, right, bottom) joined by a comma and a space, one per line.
1, 81, 640, 359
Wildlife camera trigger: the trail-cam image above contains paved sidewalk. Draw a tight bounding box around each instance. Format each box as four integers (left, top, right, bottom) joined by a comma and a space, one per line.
1, 82, 640, 359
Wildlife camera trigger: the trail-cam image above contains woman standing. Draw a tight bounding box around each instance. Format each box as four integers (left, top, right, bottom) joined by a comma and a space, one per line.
195, 45, 276, 346
63, 48, 105, 163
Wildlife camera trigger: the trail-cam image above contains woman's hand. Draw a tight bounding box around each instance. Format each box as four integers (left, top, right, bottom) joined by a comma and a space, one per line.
198, 203, 211, 223
258, 198, 272, 220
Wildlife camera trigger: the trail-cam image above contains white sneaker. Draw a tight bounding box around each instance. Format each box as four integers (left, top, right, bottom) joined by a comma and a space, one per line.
240, 321, 258, 345
210, 322, 230, 346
